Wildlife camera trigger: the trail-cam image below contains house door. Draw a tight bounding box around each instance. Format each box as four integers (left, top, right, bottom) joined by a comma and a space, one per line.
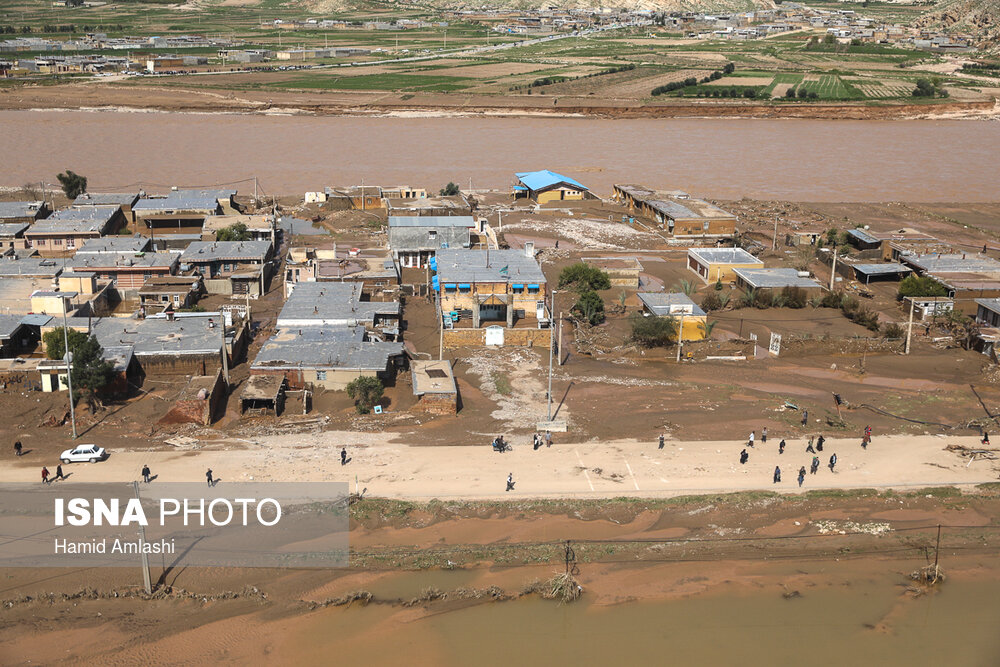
485, 325, 504, 347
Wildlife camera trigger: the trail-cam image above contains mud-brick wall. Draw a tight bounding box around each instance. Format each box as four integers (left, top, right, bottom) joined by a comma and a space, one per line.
415, 391, 458, 416
137, 353, 219, 377
443, 327, 552, 350
160, 371, 226, 425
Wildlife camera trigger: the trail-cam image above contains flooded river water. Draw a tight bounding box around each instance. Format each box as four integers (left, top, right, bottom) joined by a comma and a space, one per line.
2, 110, 999, 201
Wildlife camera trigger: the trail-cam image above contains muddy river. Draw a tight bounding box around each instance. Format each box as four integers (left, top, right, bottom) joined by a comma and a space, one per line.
2, 110, 999, 201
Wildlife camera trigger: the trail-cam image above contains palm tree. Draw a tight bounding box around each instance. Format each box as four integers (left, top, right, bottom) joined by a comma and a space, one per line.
699, 319, 718, 339
740, 287, 757, 309
673, 279, 695, 297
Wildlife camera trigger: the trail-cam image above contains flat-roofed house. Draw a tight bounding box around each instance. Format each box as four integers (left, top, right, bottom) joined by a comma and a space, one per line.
277, 282, 400, 336
0, 201, 49, 224
687, 247, 763, 283
733, 268, 824, 293
133, 189, 235, 240
901, 253, 1000, 314
613, 185, 737, 239
201, 214, 277, 245
637, 292, 707, 341
388, 216, 476, 269
69, 251, 180, 291
0, 222, 30, 251
24, 206, 124, 255
514, 170, 589, 204
72, 192, 140, 225
435, 248, 547, 330
179, 240, 273, 297
75, 236, 152, 255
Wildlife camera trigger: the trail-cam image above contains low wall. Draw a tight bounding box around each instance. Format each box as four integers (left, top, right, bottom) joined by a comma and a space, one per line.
443, 327, 551, 349
414, 391, 458, 416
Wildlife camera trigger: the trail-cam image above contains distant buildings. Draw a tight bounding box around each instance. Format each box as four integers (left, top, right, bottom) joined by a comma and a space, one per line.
613, 185, 737, 240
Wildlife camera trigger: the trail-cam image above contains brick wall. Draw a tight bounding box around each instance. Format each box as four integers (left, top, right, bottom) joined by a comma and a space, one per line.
414, 391, 458, 415
443, 327, 551, 349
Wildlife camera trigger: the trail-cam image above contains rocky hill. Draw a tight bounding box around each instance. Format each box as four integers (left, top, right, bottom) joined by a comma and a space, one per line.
917, 0, 1000, 51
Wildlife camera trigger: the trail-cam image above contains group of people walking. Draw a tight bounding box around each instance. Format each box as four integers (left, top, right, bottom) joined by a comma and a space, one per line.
740, 427, 866, 487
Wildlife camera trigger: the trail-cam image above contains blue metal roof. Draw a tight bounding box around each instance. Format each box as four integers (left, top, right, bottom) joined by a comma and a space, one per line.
514, 170, 587, 192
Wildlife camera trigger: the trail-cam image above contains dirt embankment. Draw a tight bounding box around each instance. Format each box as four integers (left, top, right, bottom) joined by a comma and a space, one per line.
0, 81, 996, 120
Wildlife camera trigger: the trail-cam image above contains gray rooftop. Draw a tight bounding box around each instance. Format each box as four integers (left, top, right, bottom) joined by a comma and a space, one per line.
851, 262, 912, 277
72, 192, 140, 208
616, 185, 735, 220
389, 225, 471, 252
277, 282, 400, 326
0, 315, 25, 340
132, 189, 233, 214
637, 292, 706, 317
902, 254, 1000, 274
252, 327, 404, 371
733, 268, 823, 289
688, 247, 762, 265
90, 315, 223, 356
412, 359, 457, 396
0, 222, 30, 238
180, 241, 272, 263
846, 228, 880, 244
0, 201, 44, 220
71, 251, 180, 271
76, 236, 152, 254
435, 249, 546, 285
47, 206, 120, 222
0, 257, 62, 277
388, 216, 476, 228
976, 298, 1000, 315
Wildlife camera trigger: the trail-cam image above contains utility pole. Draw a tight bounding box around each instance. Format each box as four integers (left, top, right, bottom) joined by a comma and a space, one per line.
133, 481, 152, 594
437, 292, 444, 361
547, 291, 555, 420
60, 292, 77, 439
219, 317, 230, 386
558, 310, 564, 366
253, 176, 258, 205
905, 297, 915, 354
676, 314, 685, 362
829, 246, 838, 291
772, 217, 778, 250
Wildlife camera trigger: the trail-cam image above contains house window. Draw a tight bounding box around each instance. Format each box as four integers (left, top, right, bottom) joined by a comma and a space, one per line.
428, 230, 438, 240
316, 371, 327, 381
53, 238, 63, 246
66, 238, 75, 249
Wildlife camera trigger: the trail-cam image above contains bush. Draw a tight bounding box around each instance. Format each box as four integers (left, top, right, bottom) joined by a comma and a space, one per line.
898, 275, 947, 298
753, 290, 772, 309
216, 222, 250, 242
346, 376, 384, 414
558, 263, 611, 292
572, 290, 605, 325
743, 88, 757, 99
819, 291, 844, 309
785, 87, 796, 98
439, 182, 460, 196
629, 312, 676, 347
723, 62, 735, 74
42, 327, 90, 361
797, 87, 808, 99
701, 292, 723, 312
882, 323, 904, 339
808, 91, 818, 99
781, 286, 807, 308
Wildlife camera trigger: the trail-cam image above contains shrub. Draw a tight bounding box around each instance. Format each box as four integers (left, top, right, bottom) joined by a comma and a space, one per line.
629, 312, 676, 347
898, 275, 947, 298
819, 291, 844, 309
558, 263, 611, 292
882, 323, 904, 339
781, 286, 807, 308
572, 290, 605, 325
785, 87, 796, 98
753, 289, 772, 309
346, 376, 384, 414
439, 182, 460, 196
743, 88, 757, 99
797, 87, 808, 99
701, 292, 723, 312
723, 62, 735, 74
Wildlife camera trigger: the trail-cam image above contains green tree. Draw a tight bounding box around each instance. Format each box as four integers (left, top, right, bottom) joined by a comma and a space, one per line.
70, 335, 115, 409
558, 263, 611, 292
898, 275, 947, 298
216, 222, 251, 242
785, 87, 797, 98
346, 376, 384, 414
571, 290, 605, 325
42, 327, 90, 361
698, 319, 718, 339
439, 182, 460, 196
629, 312, 676, 347
723, 62, 735, 74
701, 291, 723, 312
56, 170, 87, 199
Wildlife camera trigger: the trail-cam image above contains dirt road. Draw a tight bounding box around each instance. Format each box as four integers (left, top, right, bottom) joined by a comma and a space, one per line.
3, 433, 994, 499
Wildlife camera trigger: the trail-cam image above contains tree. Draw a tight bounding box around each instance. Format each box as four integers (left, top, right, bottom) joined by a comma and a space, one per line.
701, 291, 723, 312
629, 312, 676, 347
70, 335, 115, 410
439, 182, 460, 196
558, 263, 611, 292
216, 222, 250, 242
898, 275, 947, 298
673, 278, 695, 297
571, 290, 605, 325
698, 319, 718, 339
346, 376, 384, 414
785, 87, 797, 98
56, 170, 87, 199
42, 327, 90, 361
797, 87, 808, 99
723, 62, 735, 74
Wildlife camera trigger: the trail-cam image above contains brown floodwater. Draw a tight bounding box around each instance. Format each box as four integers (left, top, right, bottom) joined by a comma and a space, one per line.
288, 574, 1000, 665
2, 110, 999, 201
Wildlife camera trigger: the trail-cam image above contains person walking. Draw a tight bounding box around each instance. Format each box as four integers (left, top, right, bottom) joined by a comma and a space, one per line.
748, 431, 755, 448
798, 466, 806, 487
658, 434, 665, 450
54, 464, 65, 481
773, 466, 781, 484
806, 437, 815, 454
206, 468, 214, 487
506, 473, 514, 492
761, 427, 768, 444
778, 439, 786, 455
142, 464, 151, 483
801, 410, 808, 427
545, 431, 552, 448
816, 435, 825, 452
811, 456, 820, 475
740, 449, 749, 465
864, 425, 872, 445
341, 447, 347, 466
983, 432, 991, 446
829, 453, 837, 472
41, 467, 50, 484
14, 441, 22, 457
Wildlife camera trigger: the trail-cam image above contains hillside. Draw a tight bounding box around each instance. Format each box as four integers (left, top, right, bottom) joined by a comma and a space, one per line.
917, 0, 1000, 51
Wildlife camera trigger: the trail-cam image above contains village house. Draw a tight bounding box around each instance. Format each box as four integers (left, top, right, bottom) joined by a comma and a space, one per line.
324, 186, 385, 211
239, 374, 287, 417
900, 253, 1000, 314
0, 223, 29, 252
72, 192, 140, 225
201, 214, 277, 246
613, 185, 737, 239
283, 245, 399, 296
179, 240, 273, 297
388, 216, 477, 269
75, 235, 152, 255
133, 189, 235, 239
687, 247, 763, 284
70, 251, 180, 292
637, 292, 707, 341
513, 170, 590, 204
0, 314, 37, 358
583, 257, 642, 288
386, 195, 473, 218
0, 201, 49, 224
733, 268, 824, 294
277, 282, 400, 338
24, 206, 124, 255
138, 275, 204, 312
411, 359, 459, 415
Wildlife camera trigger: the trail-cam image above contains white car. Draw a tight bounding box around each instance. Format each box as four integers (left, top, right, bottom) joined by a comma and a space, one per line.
60, 444, 108, 464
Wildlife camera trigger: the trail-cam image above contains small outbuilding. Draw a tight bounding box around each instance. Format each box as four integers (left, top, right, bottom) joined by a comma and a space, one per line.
687, 247, 763, 284
411, 359, 458, 415
240, 374, 287, 416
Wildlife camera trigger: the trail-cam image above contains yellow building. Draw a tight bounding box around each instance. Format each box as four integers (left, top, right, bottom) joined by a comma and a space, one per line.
434, 248, 547, 328
514, 170, 589, 204
687, 247, 763, 284
637, 292, 707, 341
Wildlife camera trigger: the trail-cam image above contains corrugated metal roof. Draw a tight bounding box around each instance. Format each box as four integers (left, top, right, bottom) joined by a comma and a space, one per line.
733, 268, 822, 289
515, 170, 587, 192
388, 216, 475, 228
435, 249, 546, 284
688, 247, 762, 265
637, 292, 706, 317
851, 263, 912, 276
180, 241, 271, 263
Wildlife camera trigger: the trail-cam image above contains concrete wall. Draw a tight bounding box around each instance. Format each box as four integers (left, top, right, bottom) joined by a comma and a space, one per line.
443, 327, 551, 349
251, 366, 390, 392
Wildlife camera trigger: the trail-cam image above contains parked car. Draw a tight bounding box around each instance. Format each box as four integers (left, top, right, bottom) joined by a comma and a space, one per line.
60, 444, 108, 464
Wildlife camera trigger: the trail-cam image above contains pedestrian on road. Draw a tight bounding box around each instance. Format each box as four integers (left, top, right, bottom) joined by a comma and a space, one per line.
829, 453, 838, 472
740, 449, 749, 465
341, 447, 347, 466
506, 473, 514, 492
801, 410, 808, 426
14, 441, 22, 457
206, 468, 214, 487
748, 431, 755, 448
861, 437, 868, 450
798, 466, 806, 487
54, 464, 65, 481
806, 437, 815, 454
773, 466, 781, 484
983, 432, 991, 446
545, 431, 552, 448
658, 434, 665, 450
142, 464, 151, 483
761, 427, 768, 444
41, 467, 49, 484
811, 456, 820, 475
778, 439, 785, 455
816, 435, 825, 452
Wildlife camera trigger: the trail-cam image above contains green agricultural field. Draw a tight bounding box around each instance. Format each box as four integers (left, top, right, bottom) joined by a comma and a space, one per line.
264, 72, 474, 92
